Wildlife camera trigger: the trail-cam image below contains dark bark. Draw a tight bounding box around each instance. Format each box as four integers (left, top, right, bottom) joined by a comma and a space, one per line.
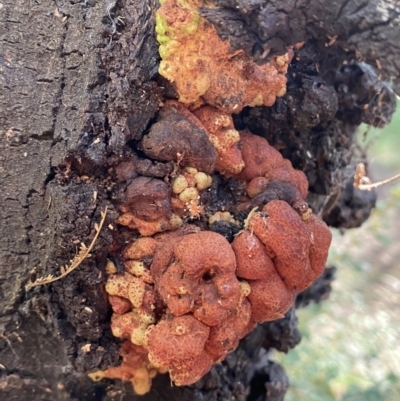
0, 0, 398, 400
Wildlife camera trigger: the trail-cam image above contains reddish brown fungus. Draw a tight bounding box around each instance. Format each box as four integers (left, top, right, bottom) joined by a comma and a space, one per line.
248, 200, 313, 291
100, 102, 333, 392
156, 231, 241, 325
147, 315, 212, 385
237, 131, 309, 199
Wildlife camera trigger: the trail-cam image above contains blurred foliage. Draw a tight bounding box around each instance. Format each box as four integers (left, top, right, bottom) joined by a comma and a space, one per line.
278, 101, 400, 401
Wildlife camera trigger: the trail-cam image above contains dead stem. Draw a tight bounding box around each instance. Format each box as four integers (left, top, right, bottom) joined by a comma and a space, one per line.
26, 207, 107, 289
354, 163, 400, 191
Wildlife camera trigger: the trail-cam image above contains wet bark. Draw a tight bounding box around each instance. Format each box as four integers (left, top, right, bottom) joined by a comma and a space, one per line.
0, 1, 398, 400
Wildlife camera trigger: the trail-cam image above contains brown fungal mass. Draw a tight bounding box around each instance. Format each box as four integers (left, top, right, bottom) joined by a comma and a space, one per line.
100, 102, 332, 393
140, 100, 217, 174
120, 177, 172, 220
117, 176, 183, 236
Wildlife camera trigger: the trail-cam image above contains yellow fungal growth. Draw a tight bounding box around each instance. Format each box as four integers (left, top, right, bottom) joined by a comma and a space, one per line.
170, 166, 212, 219
239, 280, 251, 297
131, 323, 150, 346
128, 277, 146, 308
155, 0, 292, 113
105, 274, 131, 299
131, 368, 152, 395
179, 187, 199, 202
194, 171, 212, 190
208, 211, 236, 225
137, 308, 156, 325
183, 166, 198, 175
125, 260, 154, 284
88, 341, 161, 396
123, 237, 158, 260
172, 174, 189, 194
125, 260, 145, 277
105, 259, 117, 274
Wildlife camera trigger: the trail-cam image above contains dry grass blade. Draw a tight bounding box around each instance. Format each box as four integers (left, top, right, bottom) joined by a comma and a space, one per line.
26, 207, 108, 289
354, 163, 400, 191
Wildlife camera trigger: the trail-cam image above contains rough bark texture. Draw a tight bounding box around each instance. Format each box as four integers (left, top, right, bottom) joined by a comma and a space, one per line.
0, 0, 398, 400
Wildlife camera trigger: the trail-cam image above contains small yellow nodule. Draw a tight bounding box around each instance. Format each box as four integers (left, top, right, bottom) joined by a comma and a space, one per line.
172, 175, 189, 194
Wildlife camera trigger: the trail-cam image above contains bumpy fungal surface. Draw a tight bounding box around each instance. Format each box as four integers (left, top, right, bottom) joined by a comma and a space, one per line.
155, 0, 291, 113
91, 1, 333, 391
193, 106, 245, 175
94, 100, 332, 393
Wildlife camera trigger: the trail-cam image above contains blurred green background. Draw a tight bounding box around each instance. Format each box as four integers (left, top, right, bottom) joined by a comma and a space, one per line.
278, 102, 400, 401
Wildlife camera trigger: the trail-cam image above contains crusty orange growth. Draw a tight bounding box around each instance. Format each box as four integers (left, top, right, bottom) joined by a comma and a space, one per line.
156, 0, 291, 113
249, 200, 313, 291
89, 342, 157, 395
232, 230, 276, 281
102, 204, 331, 392
98, 107, 333, 392
156, 231, 241, 326
246, 176, 271, 199
237, 131, 309, 199
193, 106, 245, 175
123, 237, 158, 260
247, 274, 296, 323
205, 296, 252, 360
232, 202, 332, 323
108, 295, 132, 315
111, 311, 145, 340
147, 315, 212, 385
304, 214, 332, 283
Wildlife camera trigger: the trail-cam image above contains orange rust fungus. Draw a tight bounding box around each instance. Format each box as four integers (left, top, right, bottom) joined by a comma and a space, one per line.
100, 97, 333, 391
89, 342, 158, 395
117, 212, 183, 237
247, 274, 296, 323
156, 0, 292, 113
193, 106, 245, 175
110, 311, 144, 340
236, 131, 309, 199
204, 296, 252, 360
304, 213, 333, 284
147, 314, 212, 385
248, 200, 313, 291
232, 230, 276, 281
249, 200, 331, 292
246, 176, 271, 199
155, 231, 241, 325
108, 295, 132, 315
123, 237, 158, 260
104, 129, 333, 394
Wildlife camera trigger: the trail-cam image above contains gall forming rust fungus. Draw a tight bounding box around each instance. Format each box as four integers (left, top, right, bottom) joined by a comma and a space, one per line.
89, 0, 332, 395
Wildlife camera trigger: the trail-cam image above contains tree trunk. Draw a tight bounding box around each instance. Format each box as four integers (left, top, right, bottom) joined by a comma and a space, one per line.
1, 1, 398, 400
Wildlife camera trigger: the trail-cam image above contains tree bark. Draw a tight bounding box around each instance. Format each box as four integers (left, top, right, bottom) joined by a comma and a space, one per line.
0, 1, 398, 400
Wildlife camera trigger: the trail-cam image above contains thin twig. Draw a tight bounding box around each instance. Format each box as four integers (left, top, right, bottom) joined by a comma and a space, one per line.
26, 207, 107, 289
354, 163, 400, 191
